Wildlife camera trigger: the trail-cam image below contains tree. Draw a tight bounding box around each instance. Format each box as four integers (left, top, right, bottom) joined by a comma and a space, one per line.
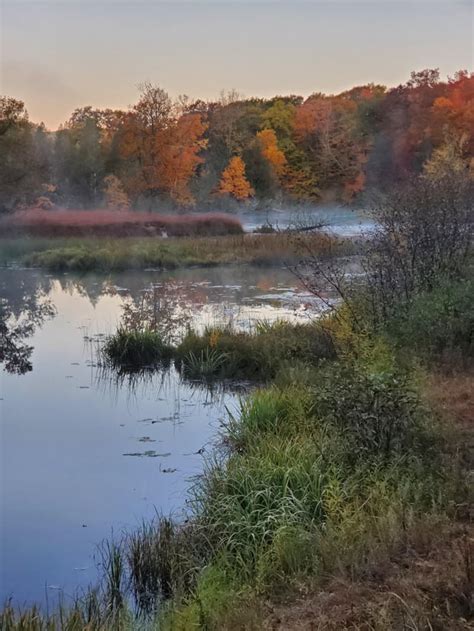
218, 156, 254, 200
0, 97, 48, 212
422, 134, 468, 180
256, 129, 286, 177
103, 174, 130, 210
53, 116, 104, 206
154, 113, 208, 205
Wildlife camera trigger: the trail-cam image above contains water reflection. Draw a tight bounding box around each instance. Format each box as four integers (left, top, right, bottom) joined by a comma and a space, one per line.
1, 265, 319, 605
0, 269, 56, 374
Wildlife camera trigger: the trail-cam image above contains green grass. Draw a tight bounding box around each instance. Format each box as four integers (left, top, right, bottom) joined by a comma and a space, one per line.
0, 232, 352, 271
160, 349, 457, 627
101, 328, 173, 369
2, 335, 467, 630
177, 320, 336, 381
101, 319, 336, 378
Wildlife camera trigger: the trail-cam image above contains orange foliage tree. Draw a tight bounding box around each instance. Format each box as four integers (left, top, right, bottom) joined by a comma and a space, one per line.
218, 156, 254, 200
118, 84, 207, 205
256, 129, 287, 177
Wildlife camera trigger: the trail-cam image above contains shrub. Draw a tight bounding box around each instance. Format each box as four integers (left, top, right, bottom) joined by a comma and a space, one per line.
387, 279, 474, 364
312, 360, 432, 462
364, 173, 473, 320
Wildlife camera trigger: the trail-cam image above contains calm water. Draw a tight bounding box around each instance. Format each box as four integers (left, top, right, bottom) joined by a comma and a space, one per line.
236, 204, 374, 235
0, 265, 322, 605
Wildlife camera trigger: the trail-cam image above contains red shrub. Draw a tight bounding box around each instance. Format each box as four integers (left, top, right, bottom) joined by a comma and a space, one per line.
0, 209, 244, 238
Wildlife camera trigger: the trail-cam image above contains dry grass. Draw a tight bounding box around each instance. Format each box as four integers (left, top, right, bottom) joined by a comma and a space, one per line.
260, 369, 474, 631
0, 209, 243, 238
263, 521, 474, 630
426, 371, 474, 429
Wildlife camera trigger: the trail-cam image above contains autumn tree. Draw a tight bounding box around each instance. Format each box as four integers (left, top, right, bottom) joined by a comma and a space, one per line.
256, 129, 287, 177
153, 113, 208, 205
0, 97, 50, 212
103, 174, 130, 210
218, 156, 254, 200
118, 84, 206, 205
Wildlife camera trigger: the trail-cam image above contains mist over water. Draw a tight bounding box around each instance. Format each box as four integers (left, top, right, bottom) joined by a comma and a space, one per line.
235, 204, 374, 236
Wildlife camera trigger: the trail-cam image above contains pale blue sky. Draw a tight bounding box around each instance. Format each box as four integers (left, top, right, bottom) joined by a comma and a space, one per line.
1, 0, 472, 129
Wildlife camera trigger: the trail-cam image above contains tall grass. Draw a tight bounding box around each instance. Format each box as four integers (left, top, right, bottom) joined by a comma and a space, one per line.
177, 320, 336, 381
101, 328, 173, 370
0, 210, 244, 238
1, 345, 465, 630
0, 232, 352, 271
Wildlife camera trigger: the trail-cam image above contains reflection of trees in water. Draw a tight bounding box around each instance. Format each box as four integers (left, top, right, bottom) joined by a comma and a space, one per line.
0, 271, 56, 374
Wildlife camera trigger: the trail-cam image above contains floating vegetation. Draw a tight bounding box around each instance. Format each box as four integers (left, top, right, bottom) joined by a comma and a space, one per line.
123, 451, 171, 458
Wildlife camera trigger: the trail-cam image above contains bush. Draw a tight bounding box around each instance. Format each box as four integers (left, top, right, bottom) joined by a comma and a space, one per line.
312, 361, 432, 461
387, 279, 474, 364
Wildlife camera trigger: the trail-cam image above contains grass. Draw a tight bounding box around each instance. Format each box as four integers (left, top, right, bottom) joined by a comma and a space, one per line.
2, 331, 472, 629
2, 246, 473, 629
101, 328, 173, 370
101, 319, 336, 378
177, 320, 336, 381
386, 278, 474, 367
160, 347, 462, 628
0, 209, 244, 238
0, 232, 353, 271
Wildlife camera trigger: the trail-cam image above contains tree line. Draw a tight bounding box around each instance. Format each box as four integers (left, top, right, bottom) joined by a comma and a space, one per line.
0, 68, 472, 213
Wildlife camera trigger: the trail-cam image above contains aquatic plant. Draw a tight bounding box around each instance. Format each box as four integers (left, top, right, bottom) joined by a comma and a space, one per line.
181, 348, 229, 379
101, 328, 173, 369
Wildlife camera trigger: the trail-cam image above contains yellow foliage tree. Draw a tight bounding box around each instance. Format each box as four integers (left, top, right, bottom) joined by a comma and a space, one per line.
103, 174, 130, 210
256, 129, 287, 176
218, 156, 254, 200
422, 135, 469, 181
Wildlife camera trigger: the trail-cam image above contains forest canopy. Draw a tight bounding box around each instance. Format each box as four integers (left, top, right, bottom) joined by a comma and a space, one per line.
0, 69, 473, 213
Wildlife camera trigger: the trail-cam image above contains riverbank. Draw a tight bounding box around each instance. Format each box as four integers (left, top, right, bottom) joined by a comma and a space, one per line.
0, 232, 355, 272
3, 303, 472, 629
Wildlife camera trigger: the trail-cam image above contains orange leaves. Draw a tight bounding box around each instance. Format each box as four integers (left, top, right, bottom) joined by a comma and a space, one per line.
156, 113, 208, 205
256, 129, 286, 176
119, 110, 208, 205
431, 74, 474, 152
218, 156, 254, 201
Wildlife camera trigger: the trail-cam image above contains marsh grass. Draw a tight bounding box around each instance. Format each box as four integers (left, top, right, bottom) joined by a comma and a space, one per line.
181, 348, 229, 379
0, 232, 352, 271
101, 328, 173, 370
177, 320, 336, 381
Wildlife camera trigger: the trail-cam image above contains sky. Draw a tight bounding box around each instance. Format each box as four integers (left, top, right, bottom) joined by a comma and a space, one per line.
0, 0, 472, 129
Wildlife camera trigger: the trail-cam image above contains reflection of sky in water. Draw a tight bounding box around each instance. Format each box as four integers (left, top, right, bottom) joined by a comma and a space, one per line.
234, 204, 375, 236
0, 265, 328, 605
